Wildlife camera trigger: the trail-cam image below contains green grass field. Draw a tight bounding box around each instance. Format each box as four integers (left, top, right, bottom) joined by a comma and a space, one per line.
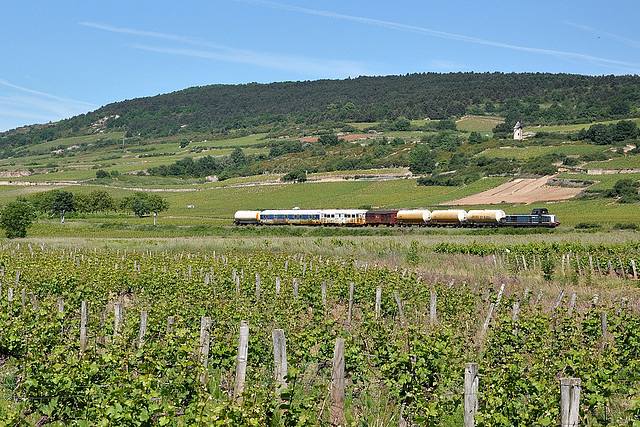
584, 156, 640, 170
0, 171, 637, 231
531, 118, 640, 133
455, 115, 504, 133
477, 144, 606, 160
556, 171, 640, 190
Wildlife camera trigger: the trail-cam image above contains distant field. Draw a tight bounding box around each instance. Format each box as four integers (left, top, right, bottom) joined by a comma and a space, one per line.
556, 172, 640, 190
25, 132, 126, 152
477, 144, 605, 160
0, 178, 505, 220
456, 115, 504, 133
531, 118, 640, 133
546, 199, 640, 225
584, 156, 640, 170
5, 147, 269, 182
0, 177, 637, 235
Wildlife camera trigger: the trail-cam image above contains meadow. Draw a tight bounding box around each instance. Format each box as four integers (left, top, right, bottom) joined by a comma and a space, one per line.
477, 144, 605, 160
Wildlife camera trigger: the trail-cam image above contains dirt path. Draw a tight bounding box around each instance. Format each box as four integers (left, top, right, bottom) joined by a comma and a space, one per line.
441, 176, 585, 205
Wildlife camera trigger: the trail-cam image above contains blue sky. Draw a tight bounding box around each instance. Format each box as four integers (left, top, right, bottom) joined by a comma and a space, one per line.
2, 0, 639, 132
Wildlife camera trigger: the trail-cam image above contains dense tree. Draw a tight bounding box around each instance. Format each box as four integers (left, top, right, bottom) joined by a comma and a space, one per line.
95, 170, 110, 179
230, 147, 246, 168
281, 168, 307, 182
0, 200, 37, 238
73, 193, 93, 214
586, 123, 612, 145
120, 192, 169, 217
31, 190, 75, 223
468, 131, 486, 144
90, 190, 116, 214
409, 144, 437, 174
51, 190, 74, 223
147, 194, 169, 215
318, 133, 340, 146
606, 178, 640, 203
612, 120, 639, 141
435, 119, 457, 131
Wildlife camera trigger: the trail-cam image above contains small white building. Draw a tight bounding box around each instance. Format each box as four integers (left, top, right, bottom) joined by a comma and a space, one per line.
513, 121, 523, 140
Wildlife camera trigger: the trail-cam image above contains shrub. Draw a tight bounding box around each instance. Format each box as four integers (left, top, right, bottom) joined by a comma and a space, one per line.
613, 222, 638, 230
96, 169, 110, 179
0, 200, 37, 238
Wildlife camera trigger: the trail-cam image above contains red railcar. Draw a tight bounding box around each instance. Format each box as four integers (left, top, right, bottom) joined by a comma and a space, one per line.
365, 209, 398, 226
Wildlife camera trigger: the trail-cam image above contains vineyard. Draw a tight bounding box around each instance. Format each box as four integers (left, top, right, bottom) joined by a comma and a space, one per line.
1, 243, 640, 426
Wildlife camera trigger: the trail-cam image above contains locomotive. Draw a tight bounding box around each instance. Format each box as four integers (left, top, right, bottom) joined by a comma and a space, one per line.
234, 207, 559, 228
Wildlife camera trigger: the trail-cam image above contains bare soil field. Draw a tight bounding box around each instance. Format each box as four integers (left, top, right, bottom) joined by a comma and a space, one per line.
441, 176, 585, 205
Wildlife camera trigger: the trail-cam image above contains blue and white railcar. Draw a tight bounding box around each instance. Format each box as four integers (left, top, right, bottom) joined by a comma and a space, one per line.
258, 209, 322, 225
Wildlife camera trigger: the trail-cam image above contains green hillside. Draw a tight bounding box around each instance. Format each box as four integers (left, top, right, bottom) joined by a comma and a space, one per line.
0, 72, 638, 237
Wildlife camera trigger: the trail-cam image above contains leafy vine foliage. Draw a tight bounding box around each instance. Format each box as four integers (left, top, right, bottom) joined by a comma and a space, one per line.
0, 244, 639, 425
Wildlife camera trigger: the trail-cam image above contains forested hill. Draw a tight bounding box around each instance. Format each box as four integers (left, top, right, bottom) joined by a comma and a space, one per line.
3, 72, 640, 145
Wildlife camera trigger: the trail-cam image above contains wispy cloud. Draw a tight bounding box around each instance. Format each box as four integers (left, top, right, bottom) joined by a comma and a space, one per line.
0, 79, 96, 109
565, 22, 640, 50
132, 44, 366, 78
82, 22, 371, 78
240, 0, 640, 71
0, 79, 97, 131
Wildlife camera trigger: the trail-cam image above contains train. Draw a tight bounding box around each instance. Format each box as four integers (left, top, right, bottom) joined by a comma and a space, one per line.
234, 207, 559, 228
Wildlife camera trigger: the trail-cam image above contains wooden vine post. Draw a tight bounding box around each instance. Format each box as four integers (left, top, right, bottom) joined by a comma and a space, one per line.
347, 282, 354, 324
568, 292, 578, 316
375, 285, 382, 319
114, 303, 123, 338
430, 290, 437, 324
321, 281, 327, 307
601, 311, 608, 342
394, 292, 405, 323
464, 363, 479, 427
330, 337, 346, 426
80, 301, 88, 354
272, 329, 288, 397
293, 278, 299, 297
235, 320, 250, 403
166, 315, 175, 334
480, 303, 495, 339
138, 310, 148, 348
198, 316, 211, 384
560, 378, 581, 427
